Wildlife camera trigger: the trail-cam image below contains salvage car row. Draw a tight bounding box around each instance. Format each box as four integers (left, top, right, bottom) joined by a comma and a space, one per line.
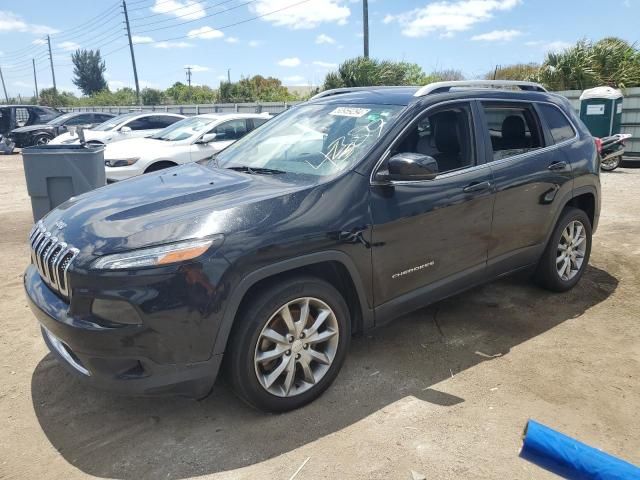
2, 106, 272, 181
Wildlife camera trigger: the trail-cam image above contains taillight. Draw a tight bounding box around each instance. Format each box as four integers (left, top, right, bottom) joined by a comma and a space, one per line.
594, 137, 603, 154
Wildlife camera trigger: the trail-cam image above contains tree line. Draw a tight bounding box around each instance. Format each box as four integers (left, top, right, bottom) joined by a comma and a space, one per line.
23, 37, 640, 107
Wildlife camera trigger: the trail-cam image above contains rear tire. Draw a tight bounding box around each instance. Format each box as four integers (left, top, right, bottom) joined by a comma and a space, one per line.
600, 156, 621, 171
226, 276, 350, 412
534, 207, 592, 292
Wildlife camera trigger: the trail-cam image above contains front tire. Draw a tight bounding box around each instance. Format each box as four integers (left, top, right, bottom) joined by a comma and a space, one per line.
33, 134, 52, 146
535, 207, 592, 292
226, 276, 350, 412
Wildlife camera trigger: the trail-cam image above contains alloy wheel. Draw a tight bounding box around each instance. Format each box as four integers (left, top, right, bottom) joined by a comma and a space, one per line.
556, 220, 587, 281
254, 297, 339, 397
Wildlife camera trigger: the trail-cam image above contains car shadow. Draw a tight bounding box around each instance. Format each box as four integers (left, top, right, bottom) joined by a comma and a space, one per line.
31, 266, 618, 479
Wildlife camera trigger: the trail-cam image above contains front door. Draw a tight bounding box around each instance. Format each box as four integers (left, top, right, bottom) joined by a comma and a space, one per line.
370, 102, 494, 312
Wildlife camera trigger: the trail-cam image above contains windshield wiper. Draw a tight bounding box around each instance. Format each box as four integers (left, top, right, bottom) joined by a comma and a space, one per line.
225, 166, 286, 175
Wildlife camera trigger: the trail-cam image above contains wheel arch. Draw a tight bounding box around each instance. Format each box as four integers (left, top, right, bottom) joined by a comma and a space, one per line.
212, 251, 373, 356
541, 185, 598, 253
144, 160, 178, 173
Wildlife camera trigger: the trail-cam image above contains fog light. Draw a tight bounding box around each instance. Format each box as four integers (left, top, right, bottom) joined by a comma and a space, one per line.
91, 298, 142, 325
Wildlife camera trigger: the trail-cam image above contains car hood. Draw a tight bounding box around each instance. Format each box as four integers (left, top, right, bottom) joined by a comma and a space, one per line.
12, 125, 54, 134
41, 163, 314, 259
104, 137, 181, 159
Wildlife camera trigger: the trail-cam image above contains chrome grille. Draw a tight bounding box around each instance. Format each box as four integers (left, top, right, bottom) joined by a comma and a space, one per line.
29, 221, 79, 299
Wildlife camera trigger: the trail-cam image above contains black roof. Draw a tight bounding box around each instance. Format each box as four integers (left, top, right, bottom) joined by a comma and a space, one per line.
308, 86, 569, 109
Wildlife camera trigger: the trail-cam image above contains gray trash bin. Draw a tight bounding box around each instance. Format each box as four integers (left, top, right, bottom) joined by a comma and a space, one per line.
22, 144, 105, 221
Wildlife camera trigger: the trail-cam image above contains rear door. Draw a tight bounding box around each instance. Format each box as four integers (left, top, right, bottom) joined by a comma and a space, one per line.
478, 101, 574, 274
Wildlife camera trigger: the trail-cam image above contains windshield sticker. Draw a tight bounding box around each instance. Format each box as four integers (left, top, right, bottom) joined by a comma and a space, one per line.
305, 118, 386, 170
329, 107, 371, 118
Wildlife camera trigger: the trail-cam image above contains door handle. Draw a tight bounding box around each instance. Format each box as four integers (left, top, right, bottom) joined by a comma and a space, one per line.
463, 181, 492, 193
548, 161, 568, 171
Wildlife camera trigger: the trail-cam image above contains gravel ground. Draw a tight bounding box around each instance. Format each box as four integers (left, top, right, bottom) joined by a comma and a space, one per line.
0, 153, 638, 480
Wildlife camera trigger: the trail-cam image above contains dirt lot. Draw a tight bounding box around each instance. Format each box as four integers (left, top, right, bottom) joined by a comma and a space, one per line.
0, 153, 638, 480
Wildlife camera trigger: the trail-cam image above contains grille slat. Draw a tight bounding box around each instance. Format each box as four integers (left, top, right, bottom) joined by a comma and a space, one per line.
29, 222, 78, 299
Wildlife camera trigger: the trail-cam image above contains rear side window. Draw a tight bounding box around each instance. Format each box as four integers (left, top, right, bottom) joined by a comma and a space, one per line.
537, 103, 576, 144
481, 104, 543, 161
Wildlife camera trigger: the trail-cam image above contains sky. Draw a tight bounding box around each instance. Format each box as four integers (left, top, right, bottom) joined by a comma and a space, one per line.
0, 0, 639, 98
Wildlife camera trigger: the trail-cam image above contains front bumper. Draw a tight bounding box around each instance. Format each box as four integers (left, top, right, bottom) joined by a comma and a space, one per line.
105, 164, 143, 182
24, 265, 222, 397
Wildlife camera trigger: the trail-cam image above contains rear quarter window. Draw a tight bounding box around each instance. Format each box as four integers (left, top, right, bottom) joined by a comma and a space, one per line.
537, 103, 576, 144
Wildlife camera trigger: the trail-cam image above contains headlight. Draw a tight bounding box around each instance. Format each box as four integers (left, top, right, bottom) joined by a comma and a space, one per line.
105, 157, 140, 167
91, 235, 223, 270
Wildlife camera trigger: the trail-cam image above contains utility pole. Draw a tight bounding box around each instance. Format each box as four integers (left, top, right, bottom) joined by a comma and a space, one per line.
185, 66, 192, 100
47, 35, 57, 92
0, 67, 8, 103
122, 0, 141, 105
227, 68, 231, 84
33, 59, 39, 101
362, 0, 369, 58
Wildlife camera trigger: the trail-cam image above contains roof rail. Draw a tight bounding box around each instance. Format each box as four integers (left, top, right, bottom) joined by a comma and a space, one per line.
414, 80, 547, 97
309, 86, 417, 101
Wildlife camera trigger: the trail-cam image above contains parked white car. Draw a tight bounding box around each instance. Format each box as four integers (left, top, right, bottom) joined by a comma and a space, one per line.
49, 112, 185, 145
104, 113, 271, 182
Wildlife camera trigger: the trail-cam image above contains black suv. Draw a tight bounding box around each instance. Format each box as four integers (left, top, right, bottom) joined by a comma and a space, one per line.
0, 105, 61, 137
10, 112, 115, 147
24, 81, 600, 412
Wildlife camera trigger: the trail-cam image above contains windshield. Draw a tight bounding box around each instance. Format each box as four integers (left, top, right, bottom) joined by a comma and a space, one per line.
215, 104, 403, 177
151, 116, 218, 141
47, 112, 77, 126
93, 113, 139, 131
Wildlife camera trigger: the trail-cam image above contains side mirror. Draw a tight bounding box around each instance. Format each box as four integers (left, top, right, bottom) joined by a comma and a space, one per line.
382, 153, 438, 181
197, 133, 217, 144
120, 126, 132, 133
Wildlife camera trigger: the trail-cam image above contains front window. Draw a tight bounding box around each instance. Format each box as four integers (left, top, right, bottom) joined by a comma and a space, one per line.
47, 112, 77, 126
214, 104, 403, 177
93, 113, 139, 131
151, 116, 218, 142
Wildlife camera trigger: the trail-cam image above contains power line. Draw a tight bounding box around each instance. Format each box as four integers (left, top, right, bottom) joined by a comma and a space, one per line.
131, 0, 238, 28
49, 11, 125, 45
127, 0, 184, 12
134, 0, 313, 44
134, 0, 257, 34
49, 2, 121, 40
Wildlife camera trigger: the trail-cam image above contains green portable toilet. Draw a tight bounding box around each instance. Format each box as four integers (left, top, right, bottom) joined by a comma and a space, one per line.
579, 86, 623, 137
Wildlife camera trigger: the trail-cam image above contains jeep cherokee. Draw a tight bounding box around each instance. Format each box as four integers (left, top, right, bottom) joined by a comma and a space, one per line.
24, 80, 600, 412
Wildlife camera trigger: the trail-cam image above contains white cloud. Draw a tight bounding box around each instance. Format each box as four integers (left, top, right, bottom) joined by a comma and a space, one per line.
312, 60, 337, 69
526, 40, 571, 52
278, 57, 301, 67
225, 36, 239, 43
139, 80, 161, 89
32, 38, 47, 46
184, 64, 210, 72
248, 40, 262, 47
58, 41, 80, 51
0, 10, 58, 35
284, 75, 306, 84
150, 0, 205, 20
383, 0, 521, 37
13, 80, 31, 88
132, 35, 154, 44
187, 26, 224, 40
153, 41, 193, 49
108, 80, 126, 90
471, 29, 521, 41
251, 0, 350, 29
316, 33, 336, 44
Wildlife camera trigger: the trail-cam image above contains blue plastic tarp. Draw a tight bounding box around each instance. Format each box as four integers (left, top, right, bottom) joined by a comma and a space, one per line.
520, 420, 640, 479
